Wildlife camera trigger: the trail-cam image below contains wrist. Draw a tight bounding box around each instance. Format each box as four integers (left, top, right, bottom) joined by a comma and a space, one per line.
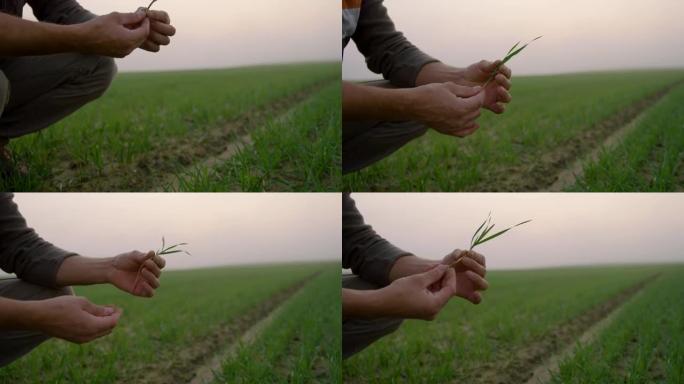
416, 62, 466, 86
62, 24, 89, 53
56, 256, 115, 286
388, 255, 439, 281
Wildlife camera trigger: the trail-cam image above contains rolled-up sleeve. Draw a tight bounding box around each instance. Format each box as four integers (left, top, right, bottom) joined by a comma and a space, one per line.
343, 193, 412, 287
351, 0, 438, 87
0, 193, 77, 288
28, 0, 96, 24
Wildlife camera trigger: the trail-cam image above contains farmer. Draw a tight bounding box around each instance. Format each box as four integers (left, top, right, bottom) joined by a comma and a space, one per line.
0, 193, 166, 367
342, 193, 489, 358
342, 0, 513, 173
0, 1, 176, 176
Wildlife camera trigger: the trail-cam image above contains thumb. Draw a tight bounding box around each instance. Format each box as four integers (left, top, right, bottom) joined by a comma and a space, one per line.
127, 17, 150, 39
461, 91, 485, 112
433, 268, 456, 302
446, 83, 482, 98
419, 264, 449, 287
481, 60, 501, 74
134, 250, 156, 264
81, 299, 116, 317
118, 10, 146, 26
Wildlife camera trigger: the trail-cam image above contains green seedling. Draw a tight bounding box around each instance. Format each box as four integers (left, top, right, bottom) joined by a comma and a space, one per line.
451, 213, 531, 268
147, 0, 157, 10
132, 237, 190, 293
483, 36, 543, 87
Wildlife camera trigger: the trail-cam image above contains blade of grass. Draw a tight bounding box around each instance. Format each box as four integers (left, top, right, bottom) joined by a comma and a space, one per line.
483, 36, 543, 87
472, 219, 532, 249
147, 0, 157, 10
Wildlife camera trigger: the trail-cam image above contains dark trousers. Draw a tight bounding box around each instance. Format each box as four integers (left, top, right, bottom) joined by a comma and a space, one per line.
343, 275, 403, 359
0, 279, 73, 367
0, 53, 116, 140
343, 81, 427, 174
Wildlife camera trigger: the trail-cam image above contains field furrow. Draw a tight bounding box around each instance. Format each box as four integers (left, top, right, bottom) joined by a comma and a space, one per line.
550, 267, 684, 383
342, 70, 684, 192
570, 84, 684, 191
0, 62, 340, 192
342, 266, 666, 383
0, 263, 337, 384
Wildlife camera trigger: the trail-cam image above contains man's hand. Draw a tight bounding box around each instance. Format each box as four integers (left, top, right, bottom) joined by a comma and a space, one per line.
416, 61, 513, 114
462, 60, 512, 114
442, 249, 489, 304
28, 296, 122, 344
77, 10, 150, 58
107, 251, 165, 298
138, 9, 176, 52
378, 265, 456, 320
408, 82, 485, 137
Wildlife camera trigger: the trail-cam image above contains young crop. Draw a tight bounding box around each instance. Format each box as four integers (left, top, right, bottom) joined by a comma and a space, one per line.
132, 237, 190, 292
484, 36, 543, 87
147, 0, 157, 10
451, 213, 531, 268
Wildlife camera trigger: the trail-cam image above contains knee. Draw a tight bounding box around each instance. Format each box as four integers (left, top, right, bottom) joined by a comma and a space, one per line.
379, 317, 403, 336
90, 56, 117, 98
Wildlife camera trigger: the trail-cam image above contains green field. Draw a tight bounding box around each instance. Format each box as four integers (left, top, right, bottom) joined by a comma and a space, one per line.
0, 262, 341, 384
343, 70, 684, 192
0, 62, 340, 192
343, 264, 684, 383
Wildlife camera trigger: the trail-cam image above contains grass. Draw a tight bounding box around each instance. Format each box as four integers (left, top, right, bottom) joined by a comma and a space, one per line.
0, 262, 339, 384
173, 82, 341, 192
551, 268, 684, 383
343, 264, 676, 383
570, 83, 684, 191
214, 268, 341, 383
343, 70, 684, 192
0, 62, 340, 192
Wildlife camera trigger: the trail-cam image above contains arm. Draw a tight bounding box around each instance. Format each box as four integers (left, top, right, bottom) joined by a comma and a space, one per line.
343, 265, 456, 320
342, 81, 416, 121
0, 193, 78, 288
351, 0, 438, 87
0, 296, 122, 343
342, 193, 413, 287
56, 252, 166, 298
28, 0, 95, 25
0, 11, 149, 58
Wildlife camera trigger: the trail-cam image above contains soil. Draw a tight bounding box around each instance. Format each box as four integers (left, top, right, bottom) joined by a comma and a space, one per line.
120, 272, 320, 384
478, 81, 683, 192
475, 274, 660, 384
49, 79, 336, 192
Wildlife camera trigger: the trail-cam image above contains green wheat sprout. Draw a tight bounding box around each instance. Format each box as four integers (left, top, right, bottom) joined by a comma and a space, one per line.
451, 213, 531, 268
132, 237, 190, 292
147, 0, 157, 10
483, 36, 543, 87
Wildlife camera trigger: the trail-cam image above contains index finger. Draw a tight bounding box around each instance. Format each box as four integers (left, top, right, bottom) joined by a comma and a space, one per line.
497, 62, 512, 79
466, 250, 486, 268
146, 9, 170, 23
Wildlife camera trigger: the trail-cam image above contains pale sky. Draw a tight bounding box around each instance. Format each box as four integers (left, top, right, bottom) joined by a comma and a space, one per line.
8, 194, 340, 272
351, 193, 684, 270
343, 0, 684, 80
24, 0, 340, 72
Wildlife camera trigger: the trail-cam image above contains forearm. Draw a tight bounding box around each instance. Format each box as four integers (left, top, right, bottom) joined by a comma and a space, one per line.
0, 14, 84, 56
0, 298, 39, 330
343, 81, 417, 121
416, 62, 466, 86
343, 288, 389, 319
388, 255, 439, 282
55, 256, 113, 286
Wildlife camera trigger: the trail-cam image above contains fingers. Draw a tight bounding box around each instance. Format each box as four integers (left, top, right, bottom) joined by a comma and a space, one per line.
419, 264, 449, 286
498, 87, 512, 103
487, 103, 506, 114
465, 270, 489, 291
452, 123, 479, 138
147, 30, 170, 47
460, 257, 486, 278
467, 250, 486, 268
146, 10, 171, 24
497, 62, 512, 79
137, 280, 155, 298
152, 253, 166, 269
445, 82, 482, 99
117, 10, 146, 26
143, 259, 162, 278
150, 20, 176, 37
80, 298, 116, 317
495, 73, 511, 90
468, 291, 483, 305
140, 268, 160, 289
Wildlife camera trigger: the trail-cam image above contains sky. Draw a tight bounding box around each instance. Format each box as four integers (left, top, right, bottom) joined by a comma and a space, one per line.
24, 0, 340, 72
351, 193, 684, 270
8, 193, 340, 272
343, 0, 684, 80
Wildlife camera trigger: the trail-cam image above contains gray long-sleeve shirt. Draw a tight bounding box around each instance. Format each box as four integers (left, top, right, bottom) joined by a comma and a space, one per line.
0, 193, 76, 288
343, 0, 438, 87
1, 0, 95, 24
343, 193, 412, 287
